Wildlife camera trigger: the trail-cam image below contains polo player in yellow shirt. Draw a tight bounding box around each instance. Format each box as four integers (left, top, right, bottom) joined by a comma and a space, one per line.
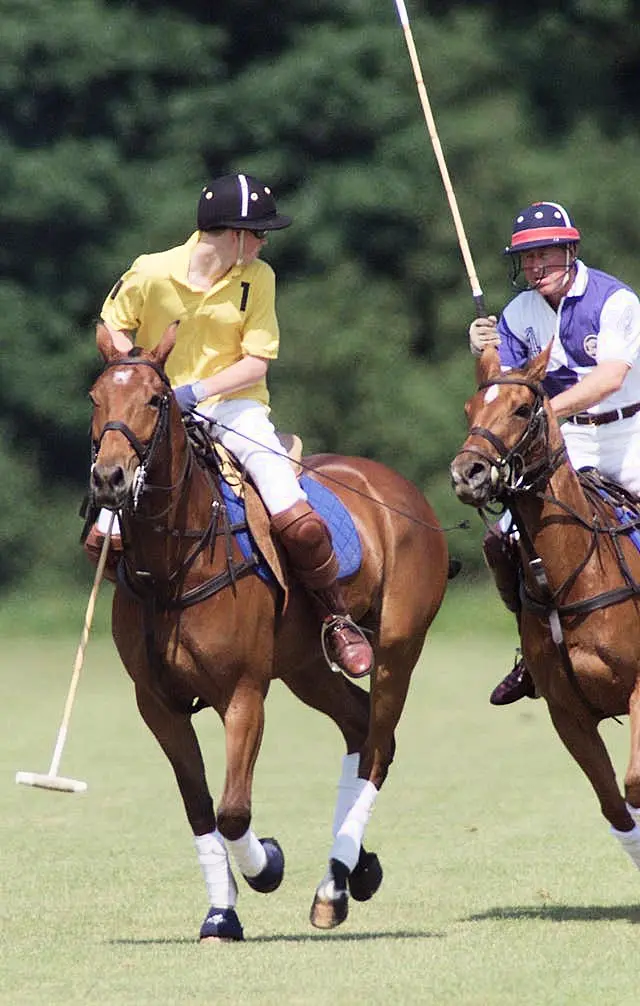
85, 172, 373, 680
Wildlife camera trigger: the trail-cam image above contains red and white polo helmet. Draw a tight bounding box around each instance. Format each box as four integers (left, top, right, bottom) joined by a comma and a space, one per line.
504, 201, 581, 255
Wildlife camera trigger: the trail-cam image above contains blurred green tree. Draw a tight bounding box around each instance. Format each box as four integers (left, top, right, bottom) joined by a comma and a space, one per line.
2, 0, 640, 593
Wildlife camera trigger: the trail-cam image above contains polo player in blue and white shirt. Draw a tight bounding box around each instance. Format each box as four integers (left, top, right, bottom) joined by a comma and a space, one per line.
468, 201, 640, 705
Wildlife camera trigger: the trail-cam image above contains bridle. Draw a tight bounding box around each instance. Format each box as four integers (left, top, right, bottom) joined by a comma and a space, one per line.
90, 357, 176, 512
461, 375, 566, 499
462, 373, 633, 722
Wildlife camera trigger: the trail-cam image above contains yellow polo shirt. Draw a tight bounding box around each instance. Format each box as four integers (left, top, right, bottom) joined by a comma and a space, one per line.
100, 231, 279, 406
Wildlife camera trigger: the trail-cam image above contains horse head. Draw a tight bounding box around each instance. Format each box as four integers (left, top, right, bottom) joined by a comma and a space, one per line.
450, 342, 563, 508
90, 322, 180, 512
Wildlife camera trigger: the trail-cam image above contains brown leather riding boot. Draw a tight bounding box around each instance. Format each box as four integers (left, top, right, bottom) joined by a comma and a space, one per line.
483, 528, 536, 704
482, 528, 521, 614
271, 501, 374, 679
83, 523, 123, 584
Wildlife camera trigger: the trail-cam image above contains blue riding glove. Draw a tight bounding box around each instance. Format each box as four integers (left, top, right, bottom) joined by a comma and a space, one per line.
173, 384, 198, 413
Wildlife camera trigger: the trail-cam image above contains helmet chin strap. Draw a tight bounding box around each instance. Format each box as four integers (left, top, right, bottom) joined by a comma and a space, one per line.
235, 231, 246, 266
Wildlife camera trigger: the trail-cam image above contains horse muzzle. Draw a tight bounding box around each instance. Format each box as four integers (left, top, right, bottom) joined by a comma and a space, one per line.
91, 460, 138, 510
450, 453, 498, 507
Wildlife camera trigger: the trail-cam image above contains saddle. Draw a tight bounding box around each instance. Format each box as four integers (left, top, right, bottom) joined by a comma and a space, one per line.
579, 467, 640, 554
186, 422, 362, 608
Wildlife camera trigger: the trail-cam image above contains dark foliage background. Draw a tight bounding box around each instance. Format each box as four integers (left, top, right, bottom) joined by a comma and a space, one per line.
2, 0, 640, 592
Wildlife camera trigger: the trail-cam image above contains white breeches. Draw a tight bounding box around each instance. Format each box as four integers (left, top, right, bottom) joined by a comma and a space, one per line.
198, 398, 306, 516
562, 416, 640, 497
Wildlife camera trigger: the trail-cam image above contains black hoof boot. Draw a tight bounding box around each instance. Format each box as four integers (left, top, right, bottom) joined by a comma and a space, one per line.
199, 906, 244, 941
244, 837, 285, 894
310, 858, 349, 930
490, 658, 536, 706
348, 847, 383, 902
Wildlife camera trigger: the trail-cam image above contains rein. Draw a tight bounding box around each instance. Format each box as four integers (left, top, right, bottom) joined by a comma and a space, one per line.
465, 376, 566, 494
91, 356, 258, 612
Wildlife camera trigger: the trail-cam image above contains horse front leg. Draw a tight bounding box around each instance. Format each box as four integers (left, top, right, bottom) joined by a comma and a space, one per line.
216, 678, 285, 898
134, 684, 242, 941
547, 699, 640, 873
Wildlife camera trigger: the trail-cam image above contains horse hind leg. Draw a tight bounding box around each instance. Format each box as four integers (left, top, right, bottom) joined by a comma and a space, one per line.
279, 660, 376, 928
309, 636, 415, 932
309, 750, 382, 929
332, 752, 383, 902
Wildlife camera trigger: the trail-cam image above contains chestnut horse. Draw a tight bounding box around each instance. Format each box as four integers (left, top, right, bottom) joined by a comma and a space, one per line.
450, 344, 640, 875
89, 323, 449, 940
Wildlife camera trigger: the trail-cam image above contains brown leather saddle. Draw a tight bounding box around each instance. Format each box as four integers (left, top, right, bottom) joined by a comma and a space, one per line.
206, 432, 304, 604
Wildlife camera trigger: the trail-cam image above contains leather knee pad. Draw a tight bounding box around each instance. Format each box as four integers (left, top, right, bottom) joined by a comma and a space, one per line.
271, 501, 339, 588
483, 529, 520, 614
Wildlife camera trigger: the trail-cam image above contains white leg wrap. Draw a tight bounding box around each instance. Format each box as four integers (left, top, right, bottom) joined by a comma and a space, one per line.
611, 822, 640, 871
194, 830, 238, 906
225, 828, 267, 879
332, 752, 363, 837
627, 802, 640, 827
97, 508, 121, 535
330, 781, 378, 872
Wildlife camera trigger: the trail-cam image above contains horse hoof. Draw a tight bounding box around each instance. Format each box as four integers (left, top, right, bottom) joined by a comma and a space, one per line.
309, 858, 349, 930
348, 849, 383, 902
244, 837, 285, 894
310, 888, 349, 930
199, 906, 244, 941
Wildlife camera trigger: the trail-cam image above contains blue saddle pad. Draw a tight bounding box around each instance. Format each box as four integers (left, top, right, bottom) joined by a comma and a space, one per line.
219, 474, 362, 585
596, 487, 640, 554
614, 505, 640, 553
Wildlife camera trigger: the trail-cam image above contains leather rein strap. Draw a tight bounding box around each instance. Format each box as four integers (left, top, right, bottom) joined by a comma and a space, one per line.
473, 373, 631, 722
93, 354, 258, 612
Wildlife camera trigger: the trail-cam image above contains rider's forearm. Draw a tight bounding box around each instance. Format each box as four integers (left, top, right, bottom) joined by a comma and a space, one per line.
193, 355, 269, 401
550, 360, 630, 419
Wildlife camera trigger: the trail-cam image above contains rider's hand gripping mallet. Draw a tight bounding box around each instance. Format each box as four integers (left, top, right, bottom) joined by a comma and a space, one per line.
15, 513, 115, 793
393, 0, 486, 318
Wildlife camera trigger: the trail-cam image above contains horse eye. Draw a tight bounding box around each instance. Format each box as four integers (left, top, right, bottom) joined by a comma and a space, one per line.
515, 404, 532, 419
148, 394, 163, 408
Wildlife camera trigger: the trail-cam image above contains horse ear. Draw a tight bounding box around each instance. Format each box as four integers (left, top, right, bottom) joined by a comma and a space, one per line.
96, 322, 121, 362
151, 321, 179, 369
527, 341, 553, 384
475, 346, 502, 385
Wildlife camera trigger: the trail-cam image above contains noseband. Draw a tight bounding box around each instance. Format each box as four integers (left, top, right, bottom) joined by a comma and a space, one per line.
91, 357, 173, 509
463, 375, 564, 497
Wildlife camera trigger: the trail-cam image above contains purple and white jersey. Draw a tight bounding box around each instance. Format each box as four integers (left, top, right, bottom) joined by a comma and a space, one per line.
497, 260, 640, 414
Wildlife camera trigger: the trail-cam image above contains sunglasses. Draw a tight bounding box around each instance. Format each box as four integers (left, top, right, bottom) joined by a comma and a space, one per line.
249, 229, 268, 240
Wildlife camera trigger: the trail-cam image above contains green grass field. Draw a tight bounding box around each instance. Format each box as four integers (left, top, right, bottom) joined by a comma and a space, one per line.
2, 582, 639, 1005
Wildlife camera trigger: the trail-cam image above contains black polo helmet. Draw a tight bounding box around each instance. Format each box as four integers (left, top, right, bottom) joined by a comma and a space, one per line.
197, 173, 292, 232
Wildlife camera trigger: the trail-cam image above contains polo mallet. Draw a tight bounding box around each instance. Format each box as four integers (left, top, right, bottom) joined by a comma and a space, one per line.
393, 0, 486, 317
16, 512, 115, 793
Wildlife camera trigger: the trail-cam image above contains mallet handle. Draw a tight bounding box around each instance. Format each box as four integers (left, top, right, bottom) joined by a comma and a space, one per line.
394, 0, 486, 316
47, 514, 115, 777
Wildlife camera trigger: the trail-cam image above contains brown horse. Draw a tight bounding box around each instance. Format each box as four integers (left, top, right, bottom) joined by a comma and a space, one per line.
450, 344, 640, 875
89, 322, 450, 940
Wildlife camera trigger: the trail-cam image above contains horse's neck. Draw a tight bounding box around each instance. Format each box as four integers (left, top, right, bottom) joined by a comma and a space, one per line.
515, 461, 602, 595
123, 421, 214, 571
